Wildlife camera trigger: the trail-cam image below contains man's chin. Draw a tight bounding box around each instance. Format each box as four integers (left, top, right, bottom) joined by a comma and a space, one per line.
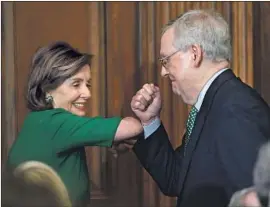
172, 87, 188, 103
172, 86, 180, 96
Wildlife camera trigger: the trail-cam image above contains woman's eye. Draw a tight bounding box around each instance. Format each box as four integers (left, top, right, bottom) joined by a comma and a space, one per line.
73, 83, 80, 88
87, 84, 92, 88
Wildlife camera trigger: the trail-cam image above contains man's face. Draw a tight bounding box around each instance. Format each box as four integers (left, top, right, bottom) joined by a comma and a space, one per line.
159, 27, 195, 103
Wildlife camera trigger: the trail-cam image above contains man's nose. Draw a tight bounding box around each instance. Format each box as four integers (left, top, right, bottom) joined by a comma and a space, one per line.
161, 66, 169, 77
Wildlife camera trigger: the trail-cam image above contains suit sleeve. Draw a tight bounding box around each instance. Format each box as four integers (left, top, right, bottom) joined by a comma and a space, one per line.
49, 110, 121, 153
215, 103, 269, 193
133, 123, 185, 197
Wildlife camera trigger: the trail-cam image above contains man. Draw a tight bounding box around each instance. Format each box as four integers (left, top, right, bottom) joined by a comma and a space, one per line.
131, 10, 270, 207
228, 141, 270, 207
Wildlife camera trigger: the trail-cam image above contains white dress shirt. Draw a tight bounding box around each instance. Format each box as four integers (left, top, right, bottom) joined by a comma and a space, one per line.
143, 68, 229, 138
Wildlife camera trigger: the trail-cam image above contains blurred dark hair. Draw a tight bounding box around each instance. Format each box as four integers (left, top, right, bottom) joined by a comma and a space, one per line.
26, 41, 92, 111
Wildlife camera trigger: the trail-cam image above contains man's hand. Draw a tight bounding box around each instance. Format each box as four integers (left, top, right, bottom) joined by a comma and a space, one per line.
109, 139, 137, 158
131, 83, 161, 125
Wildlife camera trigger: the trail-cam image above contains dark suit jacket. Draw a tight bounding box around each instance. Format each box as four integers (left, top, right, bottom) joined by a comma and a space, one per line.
133, 69, 270, 207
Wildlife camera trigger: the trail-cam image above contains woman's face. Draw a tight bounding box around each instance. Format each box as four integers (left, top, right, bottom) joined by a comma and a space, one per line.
49, 64, 91, 116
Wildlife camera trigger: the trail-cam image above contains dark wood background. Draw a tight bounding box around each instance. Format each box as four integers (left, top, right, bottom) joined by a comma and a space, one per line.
2, 2, 270, 207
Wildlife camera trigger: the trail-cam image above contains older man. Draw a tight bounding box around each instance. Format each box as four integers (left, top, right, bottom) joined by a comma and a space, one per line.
131, 10, 270, 207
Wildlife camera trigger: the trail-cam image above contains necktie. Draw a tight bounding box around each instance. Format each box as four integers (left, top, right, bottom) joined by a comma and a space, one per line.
184, 106, 198, 155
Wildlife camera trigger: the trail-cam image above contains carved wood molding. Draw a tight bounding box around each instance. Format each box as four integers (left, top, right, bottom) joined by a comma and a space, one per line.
86, 1, 109, 199
253, 2, 270, 105
2, 2, 16, 168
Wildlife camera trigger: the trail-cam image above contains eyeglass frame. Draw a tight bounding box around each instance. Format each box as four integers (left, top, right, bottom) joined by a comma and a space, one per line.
158, 48, 182, 69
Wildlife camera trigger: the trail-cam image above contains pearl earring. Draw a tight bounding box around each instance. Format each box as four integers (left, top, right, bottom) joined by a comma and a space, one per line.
45, 94, 53, 103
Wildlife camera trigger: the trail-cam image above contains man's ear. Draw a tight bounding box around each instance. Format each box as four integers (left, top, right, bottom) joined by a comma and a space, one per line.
190, 44, 203, 67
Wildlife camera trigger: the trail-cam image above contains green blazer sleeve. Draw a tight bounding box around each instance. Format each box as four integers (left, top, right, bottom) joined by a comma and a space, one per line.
48, 109, 121, 153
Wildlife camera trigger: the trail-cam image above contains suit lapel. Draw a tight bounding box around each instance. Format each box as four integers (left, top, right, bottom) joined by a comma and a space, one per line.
178, 69, 237, 193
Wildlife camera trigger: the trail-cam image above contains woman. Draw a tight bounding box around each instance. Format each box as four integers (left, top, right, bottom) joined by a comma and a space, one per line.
7, 41, 142, 205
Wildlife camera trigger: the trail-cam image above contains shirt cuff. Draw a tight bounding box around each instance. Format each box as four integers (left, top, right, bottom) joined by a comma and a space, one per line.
143, 117, 161, 139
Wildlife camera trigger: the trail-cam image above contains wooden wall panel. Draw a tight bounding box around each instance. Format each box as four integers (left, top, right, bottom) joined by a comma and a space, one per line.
231, 2, 253, 86
13, 2, 90, 132
138, 2, 159, 207
105, 2, 142, 207
155, 3, 174, 206
2, 2, 16, 168
253, 2, 270, 105
86, 1, 108, 199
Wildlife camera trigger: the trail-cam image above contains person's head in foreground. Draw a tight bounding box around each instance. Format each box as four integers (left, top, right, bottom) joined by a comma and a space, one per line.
229, 141, 270, 207
2, 161, 71, 207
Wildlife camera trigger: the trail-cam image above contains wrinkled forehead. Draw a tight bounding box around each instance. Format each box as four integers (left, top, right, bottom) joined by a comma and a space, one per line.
160, 27, 176, 57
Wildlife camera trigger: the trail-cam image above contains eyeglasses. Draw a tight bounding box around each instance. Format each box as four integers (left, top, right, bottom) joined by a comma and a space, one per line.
158, 49, 181, 69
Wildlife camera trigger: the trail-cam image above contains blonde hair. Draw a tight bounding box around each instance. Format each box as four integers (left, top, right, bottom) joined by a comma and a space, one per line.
14, 161, 72, 207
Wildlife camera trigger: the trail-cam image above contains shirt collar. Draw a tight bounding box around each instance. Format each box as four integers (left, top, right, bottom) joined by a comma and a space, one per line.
194, 68, 229, 111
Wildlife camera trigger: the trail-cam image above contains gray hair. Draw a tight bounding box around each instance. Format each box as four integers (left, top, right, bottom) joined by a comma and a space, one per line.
162, 10, 231, 62
228, 187, 256, 207
228, 142, 270, 207
253, 141, 270, 199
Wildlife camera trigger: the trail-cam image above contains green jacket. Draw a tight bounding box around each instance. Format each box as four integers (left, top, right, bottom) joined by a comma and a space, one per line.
7, 108, 121, 204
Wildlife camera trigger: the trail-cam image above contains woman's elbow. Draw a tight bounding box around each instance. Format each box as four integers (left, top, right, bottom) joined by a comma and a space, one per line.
114, 117, 143, 142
